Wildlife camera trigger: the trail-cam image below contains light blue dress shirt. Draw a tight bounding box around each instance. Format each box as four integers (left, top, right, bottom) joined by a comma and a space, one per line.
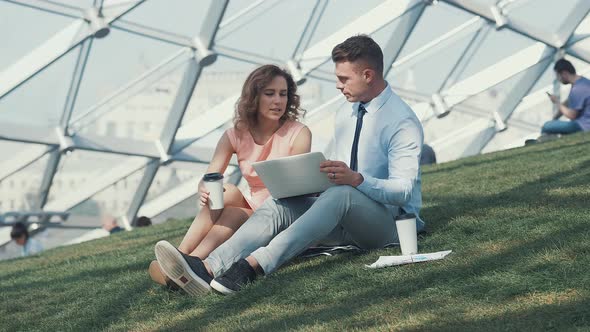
331, 82, 425, 229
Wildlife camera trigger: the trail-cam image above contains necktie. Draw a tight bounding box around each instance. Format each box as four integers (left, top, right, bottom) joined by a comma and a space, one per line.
350, 104, 367, 172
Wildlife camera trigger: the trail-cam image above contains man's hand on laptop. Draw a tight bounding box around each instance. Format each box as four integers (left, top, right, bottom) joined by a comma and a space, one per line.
320, 160, 364, 187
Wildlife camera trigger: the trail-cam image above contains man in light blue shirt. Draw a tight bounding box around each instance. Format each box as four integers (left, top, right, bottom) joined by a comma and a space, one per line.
155, 35, 424, 296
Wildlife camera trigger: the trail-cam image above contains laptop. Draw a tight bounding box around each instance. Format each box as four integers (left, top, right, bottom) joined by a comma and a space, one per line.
251, 152, 335, 199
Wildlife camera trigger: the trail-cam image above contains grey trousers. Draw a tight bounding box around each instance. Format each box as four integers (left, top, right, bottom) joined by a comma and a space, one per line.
205, 185, 399, 276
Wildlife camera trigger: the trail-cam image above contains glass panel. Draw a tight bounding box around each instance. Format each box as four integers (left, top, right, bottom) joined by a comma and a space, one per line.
72, 29, 183, 116
306, 0, 388, 46
0, 148, 50, 212
143, 161, 203, 221
46, 150, 146, 217
73, 59, 190, 141
109, 0, 212, 37
0, 2, 76, 70
0, 44, 79, 127
505, 0, 582, 42
215, 0, 318, 60
182, 56, 256, 126
453, 29, 532, 81
396, 3, 475, 59
459, 60, 540, 116
388, 29, 481, 96
51, 0, 93, 9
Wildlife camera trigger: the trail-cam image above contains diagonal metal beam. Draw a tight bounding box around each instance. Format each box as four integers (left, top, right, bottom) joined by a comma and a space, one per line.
171, 93, 239, 154
292, 0, 329, 61
121, 159, 159, 227
565, 8, 590, 47
123, 0, 229, 224
215, 45, 282, 66
0, 145, 54, 181
159, 58, 202, 156
442, 43, 553, 107
111, 20, 193, 47
61, 39, 93, 132
160, 0, 229, 154
441, 0, 562, 47
382, 1, 427, 77
43, 158, 149, 211
477, 55, 554, 153
36, 150, 62, 209
559, 0, 590, 47
392, 17, 486, 71
299, 0, 425, 76
69, 48, 193, 133
438, 23, 492, 91
215, 0, 282, 42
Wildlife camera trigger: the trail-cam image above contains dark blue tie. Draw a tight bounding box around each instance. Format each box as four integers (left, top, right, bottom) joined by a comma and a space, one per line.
350, 104, 367, 172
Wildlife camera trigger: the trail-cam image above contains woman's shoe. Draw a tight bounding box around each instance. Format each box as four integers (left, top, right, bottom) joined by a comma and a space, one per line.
149, 260, 180, 291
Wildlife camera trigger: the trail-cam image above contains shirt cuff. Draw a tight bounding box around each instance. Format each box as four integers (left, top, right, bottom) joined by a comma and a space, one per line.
356, 173, 375, 195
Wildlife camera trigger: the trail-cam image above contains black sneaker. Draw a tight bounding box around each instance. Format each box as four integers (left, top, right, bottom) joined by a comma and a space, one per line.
154, 240, 213, 296
210, 259, 257, 295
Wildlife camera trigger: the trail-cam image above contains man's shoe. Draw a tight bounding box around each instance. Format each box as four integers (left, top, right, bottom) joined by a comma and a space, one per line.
154, 241, 212, 296
148, 260, 180, 291
210, 259, 257, 295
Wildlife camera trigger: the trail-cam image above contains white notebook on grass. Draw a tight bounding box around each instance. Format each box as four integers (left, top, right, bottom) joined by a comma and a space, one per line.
251, 152, 334, 199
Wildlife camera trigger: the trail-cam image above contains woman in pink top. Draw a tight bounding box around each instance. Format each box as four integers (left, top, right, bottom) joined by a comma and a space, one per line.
149, 65, 311, 288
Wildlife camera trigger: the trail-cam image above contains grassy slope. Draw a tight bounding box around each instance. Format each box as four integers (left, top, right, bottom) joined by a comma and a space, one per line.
1, 133, 589, 331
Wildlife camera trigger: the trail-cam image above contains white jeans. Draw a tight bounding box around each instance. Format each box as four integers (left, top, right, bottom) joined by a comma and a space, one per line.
205, 185, 403, 275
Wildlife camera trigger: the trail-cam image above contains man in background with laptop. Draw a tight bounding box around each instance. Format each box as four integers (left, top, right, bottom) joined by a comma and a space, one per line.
156, 34, 425, 295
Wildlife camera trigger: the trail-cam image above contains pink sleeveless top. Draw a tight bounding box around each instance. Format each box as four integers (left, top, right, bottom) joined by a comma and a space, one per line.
226, 120, 306, 210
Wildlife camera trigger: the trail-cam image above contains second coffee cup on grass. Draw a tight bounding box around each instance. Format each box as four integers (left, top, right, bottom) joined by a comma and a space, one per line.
395, 213, 418, 255
202, 172, 224, 210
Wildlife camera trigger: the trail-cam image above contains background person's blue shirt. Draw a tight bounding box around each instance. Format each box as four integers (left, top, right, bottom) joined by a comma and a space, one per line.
331, 83, 425, 229
568, 76, 590, 131
22, 238, 43, 257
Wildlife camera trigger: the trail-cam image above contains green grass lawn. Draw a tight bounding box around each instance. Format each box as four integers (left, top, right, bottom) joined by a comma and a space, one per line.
1, 133, 589, 331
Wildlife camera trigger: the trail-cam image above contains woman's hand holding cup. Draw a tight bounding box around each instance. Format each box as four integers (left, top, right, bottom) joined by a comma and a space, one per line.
202, 172, 225, 210
198, 181, 210, 207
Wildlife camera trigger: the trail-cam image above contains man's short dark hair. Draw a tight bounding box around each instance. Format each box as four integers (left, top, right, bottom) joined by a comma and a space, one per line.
135, 216, 152, 227
554, 58, 576, 74
331, 35, 384, 75
10, 222, 29, 240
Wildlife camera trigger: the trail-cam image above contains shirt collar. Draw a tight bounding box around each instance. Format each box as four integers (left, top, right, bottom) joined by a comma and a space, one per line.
351, 82, 392, 116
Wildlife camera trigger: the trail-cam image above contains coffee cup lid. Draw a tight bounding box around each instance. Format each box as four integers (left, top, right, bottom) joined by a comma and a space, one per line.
203, 172, 224, 181
396, 213, 416, 220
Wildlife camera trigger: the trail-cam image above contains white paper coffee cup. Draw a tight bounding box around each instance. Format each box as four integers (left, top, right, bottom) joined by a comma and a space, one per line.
396, 213, 418, 255
203, 173, 224, 210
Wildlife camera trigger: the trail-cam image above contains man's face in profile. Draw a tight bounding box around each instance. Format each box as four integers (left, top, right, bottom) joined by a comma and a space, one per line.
335, 61, 370, 103
555, 70, 568, 84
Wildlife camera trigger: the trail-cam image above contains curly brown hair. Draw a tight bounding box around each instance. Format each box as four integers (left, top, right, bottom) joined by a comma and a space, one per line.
234, 64, 305, 130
